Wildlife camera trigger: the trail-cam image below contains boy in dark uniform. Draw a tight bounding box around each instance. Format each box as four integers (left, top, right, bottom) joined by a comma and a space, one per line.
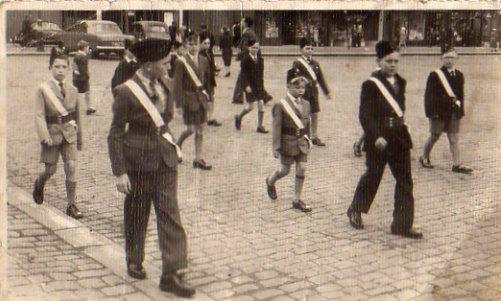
419, 44, 473, 174
108, 39, 195, 298
174, 31, 213, 170
347, 41, 422, 239
234, 39, 268, 133
33, 48, 84, 219
111, 39, 139, 94
292, 37, 332, 146
199, 32, 222, 126
265, 68, 312, 212
72, 40, 95, 115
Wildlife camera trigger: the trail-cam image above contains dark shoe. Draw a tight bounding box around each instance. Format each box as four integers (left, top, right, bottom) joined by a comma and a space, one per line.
312, 137, 326, 146
353, 142, 362, 157
234, 115, 242, 130
127, 263, 146, 279
86, 109, 96, 115
159, 274, 195, 298
347, 207, 364, 229
193, 159, 212, 170
419, 156, 434, 169
391, 228, 423, 239
232, 100, 243, 104
66, 204, 83, 219
207, 119, 222, 127
266, 177, 277, 200
32, 179, 45, 205
452, 164, 473, 174
224, 72, 231, 77
256, 126, 269, 134
292, 200, 312, 212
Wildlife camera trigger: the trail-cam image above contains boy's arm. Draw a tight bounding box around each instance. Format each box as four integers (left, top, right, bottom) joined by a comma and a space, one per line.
316, 62, 331, 96
272, 103, 282, 154
34, 87, 51, 143
75, 89, 83, 148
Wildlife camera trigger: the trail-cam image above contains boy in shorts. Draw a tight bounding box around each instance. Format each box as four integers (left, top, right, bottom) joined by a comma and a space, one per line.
73, 40, 95, 115
33, 47, 84, 219
265, 68, 312, 212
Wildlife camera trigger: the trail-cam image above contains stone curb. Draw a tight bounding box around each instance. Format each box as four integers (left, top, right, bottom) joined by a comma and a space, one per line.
7, 183, 214, 301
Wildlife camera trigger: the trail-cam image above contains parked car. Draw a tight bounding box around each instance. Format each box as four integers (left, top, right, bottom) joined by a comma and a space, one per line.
15, 20, 62, 47
54, 20, 134, 58
130, 21, 170, 41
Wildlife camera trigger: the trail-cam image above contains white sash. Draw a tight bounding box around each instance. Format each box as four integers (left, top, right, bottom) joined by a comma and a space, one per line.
177, 56, 210, 99
279, 98, 312, 148
297, 57, 318, 82
434, 69, 458, 99
41, 82, 77, 127
369, 77, 404, 118
124, 80, 183, 160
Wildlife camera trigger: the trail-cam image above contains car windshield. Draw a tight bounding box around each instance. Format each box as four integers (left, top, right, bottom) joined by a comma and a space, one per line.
88, 23, 122, 35
147, 25, 167, 33
32, 22, 61, 31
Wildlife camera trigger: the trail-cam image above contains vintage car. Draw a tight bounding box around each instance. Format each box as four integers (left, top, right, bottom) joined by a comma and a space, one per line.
15, 20, 62, 46
54, 20, 134, 58
130, 21, 170, 41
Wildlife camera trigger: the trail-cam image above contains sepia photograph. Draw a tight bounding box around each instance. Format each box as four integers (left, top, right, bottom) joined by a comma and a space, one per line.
1, 1, 500, 300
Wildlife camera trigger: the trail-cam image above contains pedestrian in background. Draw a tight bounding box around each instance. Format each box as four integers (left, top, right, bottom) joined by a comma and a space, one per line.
232, 17, 257, 104
219, 26, 233, 77
419, 44, 473, 174
199, 31, 222, 127
72, 40, 96, 115
33, 47, 84, 219
111, 39, 139, 94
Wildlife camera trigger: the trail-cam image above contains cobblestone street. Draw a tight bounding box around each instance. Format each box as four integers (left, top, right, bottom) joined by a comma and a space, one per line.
6, 54, 501, 300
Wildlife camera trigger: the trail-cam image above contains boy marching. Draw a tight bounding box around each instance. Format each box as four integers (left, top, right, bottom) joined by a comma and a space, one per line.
419, 44, 473, 174
72, 40, 96, 115
33, 47, 84, 219
292, 37, 332, 146
265, 68, 313, 213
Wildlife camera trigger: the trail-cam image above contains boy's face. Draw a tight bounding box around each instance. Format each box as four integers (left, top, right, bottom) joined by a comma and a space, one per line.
378, 52, 400, 77
186, 40, 198, 55
50, 58, 69, 81
200, 38, 210, 50
288, 80, 306, 98
249, 42, 260, 56
442, 52, 457, 69
149, 53, 172, 78
300, 45, 314, 58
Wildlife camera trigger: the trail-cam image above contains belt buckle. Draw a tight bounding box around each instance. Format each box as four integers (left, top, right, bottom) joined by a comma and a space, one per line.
57, 116, 63, 124
388, 117, 394, 128
296, 128, 300, 137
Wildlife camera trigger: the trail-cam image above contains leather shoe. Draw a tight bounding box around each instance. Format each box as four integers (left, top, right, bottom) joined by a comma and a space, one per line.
159, 274, 195, 298
353, 142, 362, 157
419, 156, 434, 168
292, 200, 312, 212
32, 179, 45, 205
256, 126, 269, 134
207, 119, 222, 127
266, 177, 277, 200
347, 207, 364, 229
66, 204, 83, 219
391, 228, 423, 239
86, 109, 96, 115
127, 263, 146, 279
452, 164, 473, 174
193, 159, 212, 170
234, 115, 242, 130
312, 137, 326, 146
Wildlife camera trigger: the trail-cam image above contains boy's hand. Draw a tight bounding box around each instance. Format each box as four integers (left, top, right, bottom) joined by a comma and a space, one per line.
245, 86, 252, 93
325, 93, 332, 101
116, 174, 131, 194
42, 138, 53, 146
273, 150, 280, 159
375, 137, 388, 151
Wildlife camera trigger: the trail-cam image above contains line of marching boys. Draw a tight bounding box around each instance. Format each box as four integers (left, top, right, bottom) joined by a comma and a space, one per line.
32, 27, 472, 297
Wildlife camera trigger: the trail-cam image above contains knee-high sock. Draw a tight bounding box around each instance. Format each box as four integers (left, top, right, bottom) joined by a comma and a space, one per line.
65, 180, 77, 206
238, 107, 252, 120
195, 132, 203, 161
177, 130, 193, 147
423, 135, 439, 159
295, 174, 305, 201
311, 114, 319, 138
257, 111, 264, 127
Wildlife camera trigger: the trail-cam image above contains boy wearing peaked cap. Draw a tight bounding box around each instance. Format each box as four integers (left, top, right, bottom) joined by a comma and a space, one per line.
347, 41, 423, 239
33, 48, 84, 219
419, 44, 472, 174
292, 37, 332, 146
265, 68, 313, 213
108, 38, 195, 298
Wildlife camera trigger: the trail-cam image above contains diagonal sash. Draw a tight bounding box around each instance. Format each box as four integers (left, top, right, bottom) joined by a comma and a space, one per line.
434, 69, 461, 108
279, 98, 312, 148
297, 57, 318, 83
369, 77, 404, 118
41, 82, 77, 127
124, 80, 183, 160
177, 56, 210, 99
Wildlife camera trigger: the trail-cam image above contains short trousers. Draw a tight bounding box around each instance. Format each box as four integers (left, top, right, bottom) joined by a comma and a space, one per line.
429, 116, 460, 134
73, 80, 89, 93
280, 152, 308, 165
40, 140, 77, 164
305, 97, 320, 114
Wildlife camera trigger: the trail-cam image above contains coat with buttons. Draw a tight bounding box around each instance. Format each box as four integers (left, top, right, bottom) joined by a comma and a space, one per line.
424, 66, 465, 120
292, 57, 330, 102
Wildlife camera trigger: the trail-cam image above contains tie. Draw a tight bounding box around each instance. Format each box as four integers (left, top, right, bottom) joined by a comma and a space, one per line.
149, 81, 158, 101
58, 82, 65, 98
450, 70, 455, 77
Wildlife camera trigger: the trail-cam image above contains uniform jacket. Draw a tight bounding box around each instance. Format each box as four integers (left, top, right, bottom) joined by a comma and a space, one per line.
424, 66, 465, 120
108, 73, 177, 176
198, 49, 217, 90
241, 52, 264, 99
172, 53, 211, 111
111, 56, 139, 93
35, 79, 82, 145
292, 56, 330, 102
73, 52, 89, 82
272, 94, 311, 157
360, 71, 412, 153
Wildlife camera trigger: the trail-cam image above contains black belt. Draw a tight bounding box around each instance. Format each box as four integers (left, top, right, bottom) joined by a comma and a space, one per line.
128, 124, 167, 136
46, 111, 77, 124
282, 127, 308, 137
383, 117, 404, 129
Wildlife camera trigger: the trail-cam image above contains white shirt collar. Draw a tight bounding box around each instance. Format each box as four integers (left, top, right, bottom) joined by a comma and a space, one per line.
51, 76, 65, 86
302, 55, 312, 62
287, 92, 301, 103
136, 69, 156, 87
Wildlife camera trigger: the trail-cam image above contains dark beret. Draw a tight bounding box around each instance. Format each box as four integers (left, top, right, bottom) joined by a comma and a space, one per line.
440, 43, 455, 55
299, 37, 313, 49
286, 68, 308, 84
246, 38, 258, 47
130, 38, 171, 63
375, 40, 396, 59
49, 46, 68, 67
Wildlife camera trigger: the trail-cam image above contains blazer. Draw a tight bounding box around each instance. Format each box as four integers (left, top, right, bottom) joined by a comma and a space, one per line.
172, 53, 211, 111
360, 71, 413, 153
424, 66, 465, 120
73, 52, 89, 82
241, 52, 264, 98
111, 56, 139, 93
292, 57, 330, 102
35, 79, 82, 145
272, 95, 311, 157
198, 49, 217, 89
108, 74, 177, 176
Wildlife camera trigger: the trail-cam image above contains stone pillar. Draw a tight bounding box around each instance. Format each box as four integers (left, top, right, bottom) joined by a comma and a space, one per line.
96, 9, 102, 21
378, 11, 385, 41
